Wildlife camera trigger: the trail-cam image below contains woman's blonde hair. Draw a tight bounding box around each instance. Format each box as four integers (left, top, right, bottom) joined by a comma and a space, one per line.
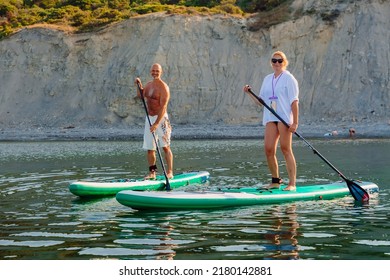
271, 51, 289, 70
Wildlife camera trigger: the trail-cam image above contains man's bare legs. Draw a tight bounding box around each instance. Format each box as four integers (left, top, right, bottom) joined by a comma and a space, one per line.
145, 150, 157, 179
145, 147, 173, 179
163, 146, 173, 179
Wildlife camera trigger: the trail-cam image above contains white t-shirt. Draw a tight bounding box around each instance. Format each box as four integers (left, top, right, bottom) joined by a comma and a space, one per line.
259, 70, 299, 125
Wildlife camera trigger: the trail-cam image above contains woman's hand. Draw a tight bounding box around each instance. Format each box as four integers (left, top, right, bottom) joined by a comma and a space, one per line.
243, 85, 251, 92
289, 123, 298, 133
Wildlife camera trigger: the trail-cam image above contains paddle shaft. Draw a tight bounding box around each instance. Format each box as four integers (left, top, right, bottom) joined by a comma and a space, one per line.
136, 80, 171, 190
247, 88, 350, 182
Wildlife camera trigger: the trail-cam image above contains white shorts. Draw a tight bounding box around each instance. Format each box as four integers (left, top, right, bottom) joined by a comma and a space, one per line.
143, 114, 172, 150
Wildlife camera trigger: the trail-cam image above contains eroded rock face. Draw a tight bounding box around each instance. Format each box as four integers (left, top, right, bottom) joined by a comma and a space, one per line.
0, 0, 389, 129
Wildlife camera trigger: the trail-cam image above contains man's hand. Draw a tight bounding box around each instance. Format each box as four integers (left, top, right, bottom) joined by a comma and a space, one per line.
150, 123, 158, 133
135, 78, 142, 88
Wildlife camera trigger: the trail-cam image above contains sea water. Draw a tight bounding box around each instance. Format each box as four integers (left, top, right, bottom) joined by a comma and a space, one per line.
0, 139, 389, 260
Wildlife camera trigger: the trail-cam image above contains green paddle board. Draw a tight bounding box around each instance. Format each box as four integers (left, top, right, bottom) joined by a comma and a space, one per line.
116, 181, 379, 210
69, 171, 210, 197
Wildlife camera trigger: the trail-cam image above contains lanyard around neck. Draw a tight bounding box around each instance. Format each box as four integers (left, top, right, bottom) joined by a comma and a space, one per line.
271, 72, 283, 98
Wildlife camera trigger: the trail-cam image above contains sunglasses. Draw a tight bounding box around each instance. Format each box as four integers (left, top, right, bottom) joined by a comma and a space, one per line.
271, 58, 284, 64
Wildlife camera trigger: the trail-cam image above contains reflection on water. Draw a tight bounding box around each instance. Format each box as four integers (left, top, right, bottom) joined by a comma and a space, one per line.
0, 139, 389, 260
260, 205, 300, 260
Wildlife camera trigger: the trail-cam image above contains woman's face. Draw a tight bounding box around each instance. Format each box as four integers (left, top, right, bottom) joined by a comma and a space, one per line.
271, 54, 284, 72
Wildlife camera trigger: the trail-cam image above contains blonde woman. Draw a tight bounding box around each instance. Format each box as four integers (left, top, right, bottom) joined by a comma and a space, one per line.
244, 51, 299, 191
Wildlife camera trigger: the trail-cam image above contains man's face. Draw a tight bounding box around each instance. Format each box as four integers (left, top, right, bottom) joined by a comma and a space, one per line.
150, 65, 162, 79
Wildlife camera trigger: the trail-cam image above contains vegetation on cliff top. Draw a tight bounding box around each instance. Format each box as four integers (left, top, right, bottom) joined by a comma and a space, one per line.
0, 0, 293, 39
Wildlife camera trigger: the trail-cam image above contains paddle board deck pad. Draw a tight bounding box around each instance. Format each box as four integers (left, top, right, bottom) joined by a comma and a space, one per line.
116, 181, 379, 210
69, 171, 210, 197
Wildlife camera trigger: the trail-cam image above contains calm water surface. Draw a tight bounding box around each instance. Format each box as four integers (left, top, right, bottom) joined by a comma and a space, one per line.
0, 139, 389, 260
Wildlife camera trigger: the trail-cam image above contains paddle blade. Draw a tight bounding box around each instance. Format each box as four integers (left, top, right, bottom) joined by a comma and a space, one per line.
165, 182, 171, 191
346, 179, 369, 202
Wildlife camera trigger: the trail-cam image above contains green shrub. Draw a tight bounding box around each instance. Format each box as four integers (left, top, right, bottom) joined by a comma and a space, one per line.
0, 23, 14, 39
131, 3, 171, 14
16, 8, 45, 26
0, 3, 16, 17
71, 10, 91, 26
212, 2, 243, 15
94, 7, 122, 20
1, 0, 294, 38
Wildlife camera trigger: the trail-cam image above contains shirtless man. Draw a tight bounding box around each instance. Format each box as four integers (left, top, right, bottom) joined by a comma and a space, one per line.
135, 63, 173, 179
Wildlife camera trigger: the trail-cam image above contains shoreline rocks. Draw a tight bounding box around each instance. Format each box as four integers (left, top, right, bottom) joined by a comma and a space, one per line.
1, 121, 389, 141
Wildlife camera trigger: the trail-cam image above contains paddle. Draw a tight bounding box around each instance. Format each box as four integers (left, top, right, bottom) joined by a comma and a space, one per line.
246, 87, 369, 202
136, 79, 171, 191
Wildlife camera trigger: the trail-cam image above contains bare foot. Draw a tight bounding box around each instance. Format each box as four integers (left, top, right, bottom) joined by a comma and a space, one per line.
261, 177, 283, 189
266, 183, 281, 189
144, 171, 156, 180
283, 185, 296, 191
166, 172, 174, 179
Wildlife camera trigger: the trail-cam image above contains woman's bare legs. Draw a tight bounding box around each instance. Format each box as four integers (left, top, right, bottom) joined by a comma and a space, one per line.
264, 122, 281, 188
278, 123, 296, 191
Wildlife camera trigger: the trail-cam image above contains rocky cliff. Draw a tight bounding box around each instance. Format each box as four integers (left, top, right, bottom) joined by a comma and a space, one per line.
0, 0, 389, 131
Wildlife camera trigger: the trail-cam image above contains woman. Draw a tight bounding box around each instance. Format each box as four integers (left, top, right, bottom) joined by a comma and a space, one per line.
244, 51, 299, 191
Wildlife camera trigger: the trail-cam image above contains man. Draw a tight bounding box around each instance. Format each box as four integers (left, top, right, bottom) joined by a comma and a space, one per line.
135, 63, 173, 179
